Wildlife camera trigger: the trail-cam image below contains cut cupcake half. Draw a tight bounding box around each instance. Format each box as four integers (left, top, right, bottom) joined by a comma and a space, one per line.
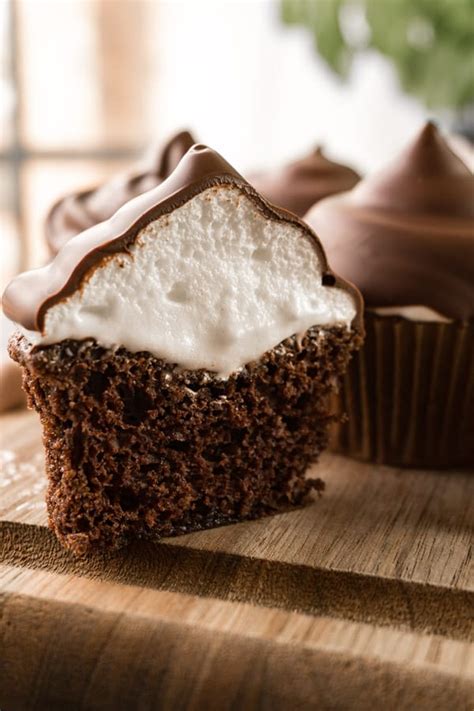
4, 144, 363, 554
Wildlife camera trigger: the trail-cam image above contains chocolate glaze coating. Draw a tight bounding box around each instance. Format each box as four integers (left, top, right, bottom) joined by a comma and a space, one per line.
46, 130, 197, 253
3, 145, 363, 334
306, 122, 474, 320
251, 147, 360, 217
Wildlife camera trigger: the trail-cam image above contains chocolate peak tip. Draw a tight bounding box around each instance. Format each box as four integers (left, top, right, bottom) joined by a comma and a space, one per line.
157, 129, 197, 179
251, 143, 360, 217
352, 121, 473, 216
160, 143, 245, 191
402, 120, 469, 177
421, 119, 438, 136
410, 120, 442, 155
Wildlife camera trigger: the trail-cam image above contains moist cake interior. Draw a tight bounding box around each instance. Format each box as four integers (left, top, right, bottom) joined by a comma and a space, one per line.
10, 326, 359, 555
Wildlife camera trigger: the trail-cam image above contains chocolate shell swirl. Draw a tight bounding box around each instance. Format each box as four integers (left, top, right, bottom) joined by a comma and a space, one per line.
305, 122, 474, 320
46, 130, 196, 254
252, 146, 360, 217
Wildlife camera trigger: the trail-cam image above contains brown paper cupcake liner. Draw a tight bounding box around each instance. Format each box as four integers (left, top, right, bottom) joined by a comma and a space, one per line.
330, 313, 474, 468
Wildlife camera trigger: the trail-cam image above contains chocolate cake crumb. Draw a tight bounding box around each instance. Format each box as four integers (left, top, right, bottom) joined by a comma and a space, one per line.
10, 326, 361, 555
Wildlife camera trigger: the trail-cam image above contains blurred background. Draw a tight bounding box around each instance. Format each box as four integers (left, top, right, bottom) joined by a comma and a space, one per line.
1, 0, 473, 292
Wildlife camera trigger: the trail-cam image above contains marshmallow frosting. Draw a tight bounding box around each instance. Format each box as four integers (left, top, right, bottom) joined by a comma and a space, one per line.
3, 145, 362, 377
306, 122, 474, 321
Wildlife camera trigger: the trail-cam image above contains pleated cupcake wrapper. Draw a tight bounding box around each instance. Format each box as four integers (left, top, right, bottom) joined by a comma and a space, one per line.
330, 313, 474, 468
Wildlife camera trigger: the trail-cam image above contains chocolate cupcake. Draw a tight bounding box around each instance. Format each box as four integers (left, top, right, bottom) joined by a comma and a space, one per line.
46, 130, 196, 254
252, 146, 360, 217
306, 122, 474, 469
4, 144, 363, 554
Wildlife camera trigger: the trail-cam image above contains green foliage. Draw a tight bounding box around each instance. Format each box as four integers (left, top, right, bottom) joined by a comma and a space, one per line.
281, 0, 474, 109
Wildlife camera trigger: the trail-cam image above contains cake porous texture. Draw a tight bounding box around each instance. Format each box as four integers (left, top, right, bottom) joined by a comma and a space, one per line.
10, 326, 360, 554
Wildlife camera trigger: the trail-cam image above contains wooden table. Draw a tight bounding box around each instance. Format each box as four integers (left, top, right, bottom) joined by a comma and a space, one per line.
1, 410, 473, 710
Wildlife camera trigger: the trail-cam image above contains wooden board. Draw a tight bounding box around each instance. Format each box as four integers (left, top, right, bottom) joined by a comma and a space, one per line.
1, 409, 473, 710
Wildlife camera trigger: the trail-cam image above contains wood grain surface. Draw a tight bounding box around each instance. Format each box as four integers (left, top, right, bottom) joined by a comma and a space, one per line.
1, 409, 473, 710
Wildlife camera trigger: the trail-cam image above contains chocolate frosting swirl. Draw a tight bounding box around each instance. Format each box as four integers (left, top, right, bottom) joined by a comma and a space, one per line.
3, 145, 363, 333
46, 130, 196, 254
251, 146, 360, 217
305, 122, 474, 320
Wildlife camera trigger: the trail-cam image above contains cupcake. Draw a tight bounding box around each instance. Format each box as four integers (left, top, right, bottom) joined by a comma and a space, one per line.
306, 122, 474, 469
251, 146, 360, 217
4, 144, 363, 554
46, 130, 196, 254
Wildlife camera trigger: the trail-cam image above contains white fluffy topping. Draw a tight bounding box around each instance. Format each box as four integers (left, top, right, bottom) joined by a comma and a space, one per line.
29, 186, 356, 376
369, 306, 451, 323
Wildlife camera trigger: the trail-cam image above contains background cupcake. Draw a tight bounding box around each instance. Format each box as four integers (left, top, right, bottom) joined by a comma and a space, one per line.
251, 146, 360, 217
46, 130, 196, 254
306, 122, 474, 469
